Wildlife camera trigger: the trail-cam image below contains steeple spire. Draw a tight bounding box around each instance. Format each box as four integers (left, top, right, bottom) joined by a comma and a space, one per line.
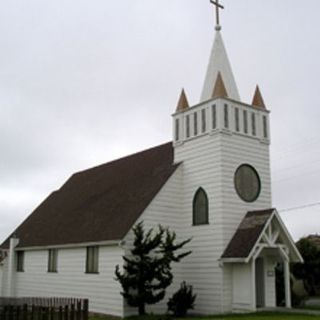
252, 85, 266, 109
200, 30, 240, 103
176, 88, 189, 112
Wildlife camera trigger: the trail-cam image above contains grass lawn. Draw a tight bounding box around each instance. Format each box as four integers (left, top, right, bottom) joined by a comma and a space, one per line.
90, 313, 320, 320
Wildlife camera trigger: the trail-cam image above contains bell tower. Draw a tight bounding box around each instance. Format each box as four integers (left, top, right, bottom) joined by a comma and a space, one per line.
171, 4, 272, 313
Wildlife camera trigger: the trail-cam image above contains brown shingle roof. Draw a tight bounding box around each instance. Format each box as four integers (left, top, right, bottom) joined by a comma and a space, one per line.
221, 209, 274, 259
1, 142, 179, 249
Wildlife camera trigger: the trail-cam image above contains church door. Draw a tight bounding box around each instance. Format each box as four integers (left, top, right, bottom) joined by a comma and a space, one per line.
255, 257, 265, 308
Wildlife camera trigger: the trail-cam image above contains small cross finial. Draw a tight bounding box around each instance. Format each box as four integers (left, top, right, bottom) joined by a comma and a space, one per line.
210, 0, 224, 31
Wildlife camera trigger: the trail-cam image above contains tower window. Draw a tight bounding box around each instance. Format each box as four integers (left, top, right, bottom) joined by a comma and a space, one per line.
243, 110, 248, 134
235, 108, 240, 132
252, 112, 256, 136
193, 188, 209, 226
194, 112, 198, 136
175, 119, 180, 141
212, 105, 217, 129
201, 109, 206, 133
224, 104, 229, 129
186, 115, 190, 138
263, 116, 268, 138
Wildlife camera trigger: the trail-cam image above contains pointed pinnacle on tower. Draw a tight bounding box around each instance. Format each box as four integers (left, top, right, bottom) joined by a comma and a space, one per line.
252, 85, 266, 109
200, 30, 240, 102
176, 88, 190, 112
212, 72, 228, 99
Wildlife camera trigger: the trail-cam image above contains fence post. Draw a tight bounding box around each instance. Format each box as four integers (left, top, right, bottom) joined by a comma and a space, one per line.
8, 305, 14, 320
16, 306, 20, 320
76, 301, 81, 320
22, 304, 28, 320
49, 306, 54, 320
70, 303, 75, 320
64, 305, 69, 320
83, 300, 88, 320
31, 305, 35, 320
58, 306, 63, 320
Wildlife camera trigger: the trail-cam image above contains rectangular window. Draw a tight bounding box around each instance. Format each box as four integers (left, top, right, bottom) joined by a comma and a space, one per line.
194, 112, 198, 136
212, 104, 216, 129
86, 246, 99, 274
263, 115, 268, 138
243, 110, 248, 134
235, 108, 240, 132
48, 249, 58, 273
16, 251, 24, 272
186, 115, 190, 138
251, 112, 256, 136
201, 109, 206, 133
175, 119, 180, 141
224, 104, 229, 129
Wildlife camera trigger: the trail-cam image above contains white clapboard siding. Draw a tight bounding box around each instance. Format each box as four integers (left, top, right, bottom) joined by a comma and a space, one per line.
123, 167, 184, 316
13, 246, 124, 316
176, 134, 226, 315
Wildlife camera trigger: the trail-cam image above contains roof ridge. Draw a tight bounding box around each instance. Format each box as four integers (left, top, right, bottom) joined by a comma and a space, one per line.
74, 141, 173, 176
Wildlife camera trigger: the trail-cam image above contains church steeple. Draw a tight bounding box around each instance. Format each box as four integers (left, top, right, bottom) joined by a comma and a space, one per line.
200, 30, 240, 102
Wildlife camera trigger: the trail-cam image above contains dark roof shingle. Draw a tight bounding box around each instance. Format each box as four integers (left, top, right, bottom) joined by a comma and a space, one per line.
2, 142, 179, 249
221, 209, 274, 259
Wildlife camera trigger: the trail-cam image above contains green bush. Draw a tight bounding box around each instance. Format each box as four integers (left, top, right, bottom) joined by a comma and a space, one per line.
167, 282, 196, 317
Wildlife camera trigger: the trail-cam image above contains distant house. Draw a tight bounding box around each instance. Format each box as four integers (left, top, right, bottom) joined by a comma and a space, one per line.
0, 14, 302, 318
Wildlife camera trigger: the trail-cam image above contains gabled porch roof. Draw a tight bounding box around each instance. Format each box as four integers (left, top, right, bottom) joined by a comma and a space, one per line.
221, 208, 303, 264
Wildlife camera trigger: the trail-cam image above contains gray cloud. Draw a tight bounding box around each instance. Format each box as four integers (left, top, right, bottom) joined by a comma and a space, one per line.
1, 0, 320, 242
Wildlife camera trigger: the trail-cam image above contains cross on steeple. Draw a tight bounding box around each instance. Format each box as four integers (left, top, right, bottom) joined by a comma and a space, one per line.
210, 0, 224, 31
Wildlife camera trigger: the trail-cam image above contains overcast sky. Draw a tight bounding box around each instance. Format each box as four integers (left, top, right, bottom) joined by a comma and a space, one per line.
1, 0, 320, 243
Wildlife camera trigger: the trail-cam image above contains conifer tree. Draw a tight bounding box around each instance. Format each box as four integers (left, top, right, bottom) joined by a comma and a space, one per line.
115, 222, 191, 315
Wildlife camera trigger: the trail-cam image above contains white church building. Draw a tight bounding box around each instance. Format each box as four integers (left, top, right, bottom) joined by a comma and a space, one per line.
0, 3, 302, 317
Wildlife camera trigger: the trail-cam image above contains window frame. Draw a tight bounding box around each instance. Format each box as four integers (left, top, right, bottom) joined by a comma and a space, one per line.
16, 251, 24, 272
224, 104, 229, 129
47, 249, 58, 273
235, 107, 240, 132
194, 112, 198, 136
243, 110, 248, 134
186, 114, 190, 138
263, 115, 268, 138
201, 109, 206, 133
175, 119, 180, 141
212, 104, 217, 129
192, 187, 209, 226
85, 246, 99, 274
251, 112, 256, 136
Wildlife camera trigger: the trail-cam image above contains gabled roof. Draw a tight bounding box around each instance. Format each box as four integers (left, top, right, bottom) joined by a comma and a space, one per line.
221, 208, 303, 263
1, 142, 179, 249
221, 209, 274, 259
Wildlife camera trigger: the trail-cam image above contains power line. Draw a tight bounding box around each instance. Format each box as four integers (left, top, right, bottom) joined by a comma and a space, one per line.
279, 202, 320, 213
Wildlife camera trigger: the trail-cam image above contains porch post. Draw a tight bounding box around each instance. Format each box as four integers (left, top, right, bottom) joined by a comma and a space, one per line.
251, 258, 256, 310
284, 260, 291, 308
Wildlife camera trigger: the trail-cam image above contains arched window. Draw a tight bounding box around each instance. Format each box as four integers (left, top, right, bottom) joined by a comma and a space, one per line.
193, 188, 209, 226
